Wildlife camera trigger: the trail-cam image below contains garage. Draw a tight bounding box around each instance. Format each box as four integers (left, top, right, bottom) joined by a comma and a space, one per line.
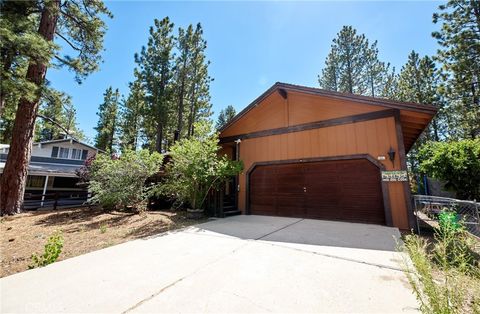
219, 82, 438, 229
249, 158, 386, 225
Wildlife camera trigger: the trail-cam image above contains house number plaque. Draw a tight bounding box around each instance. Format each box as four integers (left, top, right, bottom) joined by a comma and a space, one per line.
381, 170, 408, 182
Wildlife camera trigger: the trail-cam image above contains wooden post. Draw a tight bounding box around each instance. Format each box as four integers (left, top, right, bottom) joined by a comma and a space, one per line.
53, 192, 58, 211
40, 175, 49, 208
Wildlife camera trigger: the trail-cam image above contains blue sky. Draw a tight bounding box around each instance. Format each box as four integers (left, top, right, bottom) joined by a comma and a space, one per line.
47, 1, 441, 141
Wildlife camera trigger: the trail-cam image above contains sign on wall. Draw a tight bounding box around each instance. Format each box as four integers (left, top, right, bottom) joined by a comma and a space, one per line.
381, 170, 408, 182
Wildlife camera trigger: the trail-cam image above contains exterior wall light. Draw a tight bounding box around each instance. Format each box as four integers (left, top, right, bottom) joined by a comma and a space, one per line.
388, 147, 396, 165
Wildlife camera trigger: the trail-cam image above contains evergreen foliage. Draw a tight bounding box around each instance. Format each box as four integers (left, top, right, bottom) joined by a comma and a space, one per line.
0, 0, 112, 215
94, 87, 120, 152
432, 0, 480, 139
318, 26, 395, 97
133, 18, 212, 152
216, 105, 236, 130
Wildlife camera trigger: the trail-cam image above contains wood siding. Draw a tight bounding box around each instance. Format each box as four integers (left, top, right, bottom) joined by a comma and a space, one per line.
227, 116, 410, 230
221, 91, 383, 138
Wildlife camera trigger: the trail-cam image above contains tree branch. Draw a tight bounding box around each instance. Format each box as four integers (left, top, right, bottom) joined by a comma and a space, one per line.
37, 113, 78, 139
55, 31, 81, 51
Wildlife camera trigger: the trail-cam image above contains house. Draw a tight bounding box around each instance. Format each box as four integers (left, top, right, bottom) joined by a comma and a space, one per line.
0, 138, 101, 209
218, 82, 437, 230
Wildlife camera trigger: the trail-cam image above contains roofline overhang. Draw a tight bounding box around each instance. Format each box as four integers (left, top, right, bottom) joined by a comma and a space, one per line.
219, 82, 438, 134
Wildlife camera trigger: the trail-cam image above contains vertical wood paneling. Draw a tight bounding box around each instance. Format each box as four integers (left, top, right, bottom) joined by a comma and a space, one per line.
345, 123, 357, 155
326, 127, 337, 156
354, 122, 368, 154
233, 116, 410, 230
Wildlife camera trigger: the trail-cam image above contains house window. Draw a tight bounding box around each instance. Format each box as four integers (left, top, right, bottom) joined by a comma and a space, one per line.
71, 149, 82, 160
59, 147, 69, 159
26, 175, 45, 188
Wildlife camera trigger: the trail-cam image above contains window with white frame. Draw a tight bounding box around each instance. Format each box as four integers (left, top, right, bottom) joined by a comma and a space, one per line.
71, 148, 82, 160
59, 147, 69, 159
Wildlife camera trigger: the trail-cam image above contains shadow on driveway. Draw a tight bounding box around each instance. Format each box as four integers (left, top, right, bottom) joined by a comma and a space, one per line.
193, 215, 401, 252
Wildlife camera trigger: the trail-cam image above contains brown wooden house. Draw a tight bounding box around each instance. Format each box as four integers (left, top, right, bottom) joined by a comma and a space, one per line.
218, 82, 437, 230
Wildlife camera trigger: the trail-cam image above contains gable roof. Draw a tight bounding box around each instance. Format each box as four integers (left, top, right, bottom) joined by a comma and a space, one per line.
220, 82, 437, 133
33, 138, 103, 152
219, 82, 438, 152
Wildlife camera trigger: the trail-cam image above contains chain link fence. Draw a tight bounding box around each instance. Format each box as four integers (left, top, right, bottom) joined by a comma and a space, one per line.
413, 195, 480, 238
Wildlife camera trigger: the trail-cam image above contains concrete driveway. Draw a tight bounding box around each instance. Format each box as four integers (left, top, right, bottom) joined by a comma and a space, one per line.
1, 215, 418, 313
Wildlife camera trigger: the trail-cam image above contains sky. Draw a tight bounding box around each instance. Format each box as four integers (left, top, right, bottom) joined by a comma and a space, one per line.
47, 1, 442, 141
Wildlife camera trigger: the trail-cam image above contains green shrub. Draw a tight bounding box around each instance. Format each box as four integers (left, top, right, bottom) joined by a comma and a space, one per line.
89, 149, 163, 211
418, 139, 480, 200
156, 121, 242, 210
100, 224, 107, 233
29, 231, 64, 269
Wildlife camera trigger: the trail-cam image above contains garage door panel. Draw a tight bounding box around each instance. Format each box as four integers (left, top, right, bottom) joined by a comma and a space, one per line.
249, 158, 385, 225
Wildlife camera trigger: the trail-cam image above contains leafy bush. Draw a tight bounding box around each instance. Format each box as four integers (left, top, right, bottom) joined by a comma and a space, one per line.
418, 139, 480, 200
438, 210, 461, 232
89, 149, 163, 211
29, 231, 64, 269
402, 219, 479, 314
156, 121, 242, 210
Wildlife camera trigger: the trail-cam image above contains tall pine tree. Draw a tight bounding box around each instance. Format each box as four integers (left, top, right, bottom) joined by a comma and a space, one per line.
94, 87, 120, 152
135, 17, 175, 152
186, 23, 212, 137
0, 0, 111, 214
120, 73, 144, 152
318, 26, 395, 97
397, 51, 447, 181
432, 0, 480, 139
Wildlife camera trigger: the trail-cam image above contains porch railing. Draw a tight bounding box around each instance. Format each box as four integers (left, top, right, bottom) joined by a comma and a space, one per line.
22, 191, 90, 211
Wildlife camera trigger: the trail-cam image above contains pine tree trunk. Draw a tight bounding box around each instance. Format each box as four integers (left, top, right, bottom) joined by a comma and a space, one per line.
0, 1, 60, 215
177, 77, 186, 140
187, 85, 197, 138
155, 122, 163, 153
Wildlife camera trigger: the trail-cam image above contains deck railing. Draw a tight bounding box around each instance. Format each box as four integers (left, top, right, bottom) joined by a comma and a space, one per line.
23, 191, 90, 210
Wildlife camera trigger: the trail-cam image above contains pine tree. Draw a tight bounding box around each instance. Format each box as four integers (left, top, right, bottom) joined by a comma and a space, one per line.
432, 0, 480, 139
365, 41, 393, 98
0, 0, 111, 215
318, 47, 340, 91
318, 26, 393, 98
397, 51, 447, 181
120, 73, 144, 151
94, 87, 120, 152
0, 1, 39, 118
173, 25, 194, 140
216, 105, 236, 130
186, 23, 213, 137
332, 26, 369, 94
135, 17, 175, 152
398, 51, 445, 141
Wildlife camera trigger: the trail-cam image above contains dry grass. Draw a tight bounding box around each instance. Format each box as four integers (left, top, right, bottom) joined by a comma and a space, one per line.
0, 207, 205, 278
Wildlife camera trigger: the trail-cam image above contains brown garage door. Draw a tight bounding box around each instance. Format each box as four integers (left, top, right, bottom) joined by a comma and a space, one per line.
249, 159, 385, 225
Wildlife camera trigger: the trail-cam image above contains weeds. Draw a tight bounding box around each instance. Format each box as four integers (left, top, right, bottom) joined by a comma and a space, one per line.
100, 224, 107, 233
29, 231, 64, 269
402, 209, 480, 314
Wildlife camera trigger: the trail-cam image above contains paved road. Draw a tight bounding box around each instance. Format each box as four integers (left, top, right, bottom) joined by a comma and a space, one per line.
1, 215, 418, 313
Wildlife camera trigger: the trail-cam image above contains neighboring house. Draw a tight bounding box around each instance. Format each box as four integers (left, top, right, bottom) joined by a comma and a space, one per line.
218, 82, 437, 231
0, 139, 101, 209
